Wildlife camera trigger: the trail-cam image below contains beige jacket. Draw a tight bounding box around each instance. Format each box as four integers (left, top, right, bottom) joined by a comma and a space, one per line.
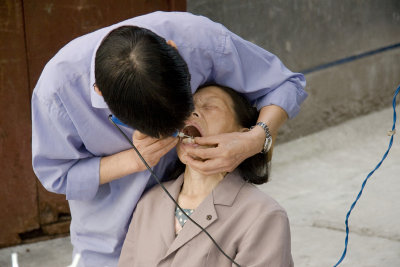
118, 170, 293, 267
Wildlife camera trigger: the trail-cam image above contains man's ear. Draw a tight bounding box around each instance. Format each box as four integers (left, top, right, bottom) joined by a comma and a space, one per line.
94, 84, 102, 96
167, 40, 178, 50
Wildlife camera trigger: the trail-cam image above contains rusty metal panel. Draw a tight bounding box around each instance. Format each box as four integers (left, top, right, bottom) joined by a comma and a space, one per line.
168, 0, 186, 11
22, 0, 186, 238
0, 0, 40, 248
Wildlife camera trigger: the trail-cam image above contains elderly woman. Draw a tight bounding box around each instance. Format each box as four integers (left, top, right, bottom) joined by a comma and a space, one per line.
118, 85, 293, 267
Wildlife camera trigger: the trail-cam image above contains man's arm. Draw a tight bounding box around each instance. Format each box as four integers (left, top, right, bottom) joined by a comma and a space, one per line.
214, 31, 307, 119
257, 104, 288, 141
32, 92, 101, 201
32, 92, 176, 199
257, 105, 288, 160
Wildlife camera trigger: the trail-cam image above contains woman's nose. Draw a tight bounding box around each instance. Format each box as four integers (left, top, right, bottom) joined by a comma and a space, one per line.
192, 111, 199, 117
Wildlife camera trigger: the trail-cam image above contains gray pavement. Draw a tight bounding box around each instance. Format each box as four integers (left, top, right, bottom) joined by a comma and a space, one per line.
260, 105, 400, 267
0, 237, 72, 267
1, 106, 399, 267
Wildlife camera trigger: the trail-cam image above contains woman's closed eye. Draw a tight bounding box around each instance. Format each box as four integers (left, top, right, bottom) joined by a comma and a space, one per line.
202, 104, 217, 110
198, 102, 221, 111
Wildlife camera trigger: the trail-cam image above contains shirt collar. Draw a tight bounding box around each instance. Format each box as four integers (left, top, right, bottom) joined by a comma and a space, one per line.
212, 169, 246, 206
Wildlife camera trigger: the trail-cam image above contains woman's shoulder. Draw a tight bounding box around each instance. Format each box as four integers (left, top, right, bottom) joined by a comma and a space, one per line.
140, 180, 172, 199
136, 179, 177, 207
237, 181, 288, 216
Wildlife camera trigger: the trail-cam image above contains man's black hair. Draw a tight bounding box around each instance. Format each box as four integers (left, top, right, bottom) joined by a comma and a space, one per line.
170, 84, 271, 184
95, 25, 193, 138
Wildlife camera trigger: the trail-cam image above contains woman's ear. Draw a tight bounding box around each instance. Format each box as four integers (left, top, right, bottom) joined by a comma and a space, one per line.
93, 84, 102, 96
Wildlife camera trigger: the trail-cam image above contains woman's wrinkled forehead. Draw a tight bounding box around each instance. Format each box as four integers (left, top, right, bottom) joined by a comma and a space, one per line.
193, 86, 234, 109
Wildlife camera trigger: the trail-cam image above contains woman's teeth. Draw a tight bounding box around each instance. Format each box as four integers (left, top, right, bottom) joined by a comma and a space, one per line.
182, 137, 195, 144
177, 132, 191, 138
177, 131, 196, 144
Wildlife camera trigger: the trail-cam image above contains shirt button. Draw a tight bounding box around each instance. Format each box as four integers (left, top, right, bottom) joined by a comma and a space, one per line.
206, 215, 212, 220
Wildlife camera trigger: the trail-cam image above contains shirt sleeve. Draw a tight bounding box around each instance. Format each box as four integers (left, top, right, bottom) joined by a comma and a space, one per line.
234, 210, 294, 267
214, 30, 307, 119
31, 92, 100, 201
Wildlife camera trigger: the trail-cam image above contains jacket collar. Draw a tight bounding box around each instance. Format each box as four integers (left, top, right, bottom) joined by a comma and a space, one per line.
212, 169, 246, 206
159, 174, 185, 249
160, 170, 246, 261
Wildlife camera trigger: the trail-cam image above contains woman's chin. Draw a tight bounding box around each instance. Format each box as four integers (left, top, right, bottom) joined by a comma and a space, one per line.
177, 151, 205, 165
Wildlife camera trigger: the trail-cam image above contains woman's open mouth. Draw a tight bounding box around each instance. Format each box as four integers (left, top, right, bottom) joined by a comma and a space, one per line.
179, 125, 202, 145
182, 125, 202, 138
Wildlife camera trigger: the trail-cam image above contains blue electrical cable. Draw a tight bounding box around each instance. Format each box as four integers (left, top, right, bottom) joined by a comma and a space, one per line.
333, 84, 400, 267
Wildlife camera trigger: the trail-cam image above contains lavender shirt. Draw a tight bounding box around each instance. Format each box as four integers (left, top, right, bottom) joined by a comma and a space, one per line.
31, 11, 307, 267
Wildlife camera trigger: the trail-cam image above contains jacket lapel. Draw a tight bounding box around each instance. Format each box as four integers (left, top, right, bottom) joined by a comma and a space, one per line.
159, 174, 185, 248
164, 191, 218, 258
162, 170, 245, 259
212, 170, 245, 207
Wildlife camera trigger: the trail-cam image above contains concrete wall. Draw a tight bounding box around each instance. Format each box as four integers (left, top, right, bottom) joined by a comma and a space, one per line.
187, 0, 400, 142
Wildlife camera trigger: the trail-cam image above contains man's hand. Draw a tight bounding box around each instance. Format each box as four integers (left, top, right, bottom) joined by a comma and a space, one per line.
132, 131, 178, 172
181, 127, 265, 175
99, 131, 178, 185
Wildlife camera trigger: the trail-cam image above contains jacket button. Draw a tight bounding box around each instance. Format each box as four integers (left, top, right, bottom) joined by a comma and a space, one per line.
206, 215, 212, 220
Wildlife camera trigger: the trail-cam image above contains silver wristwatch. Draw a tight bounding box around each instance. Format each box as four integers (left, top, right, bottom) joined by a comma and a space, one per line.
251, 122, 272, 154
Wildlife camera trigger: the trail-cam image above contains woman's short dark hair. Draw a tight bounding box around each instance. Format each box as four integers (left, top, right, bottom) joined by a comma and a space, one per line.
171, 84, 271, 184
95, 26, 193, 138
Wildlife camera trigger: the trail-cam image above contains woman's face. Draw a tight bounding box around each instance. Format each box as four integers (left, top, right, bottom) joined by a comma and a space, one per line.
177, 85, 244, 163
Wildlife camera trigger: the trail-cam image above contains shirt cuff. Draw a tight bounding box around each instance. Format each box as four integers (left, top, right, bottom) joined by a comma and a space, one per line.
254, 80, 308, 119
66, 157, 101, 201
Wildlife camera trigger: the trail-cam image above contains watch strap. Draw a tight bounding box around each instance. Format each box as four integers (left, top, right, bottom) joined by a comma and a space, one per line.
251, 122, 272, 154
